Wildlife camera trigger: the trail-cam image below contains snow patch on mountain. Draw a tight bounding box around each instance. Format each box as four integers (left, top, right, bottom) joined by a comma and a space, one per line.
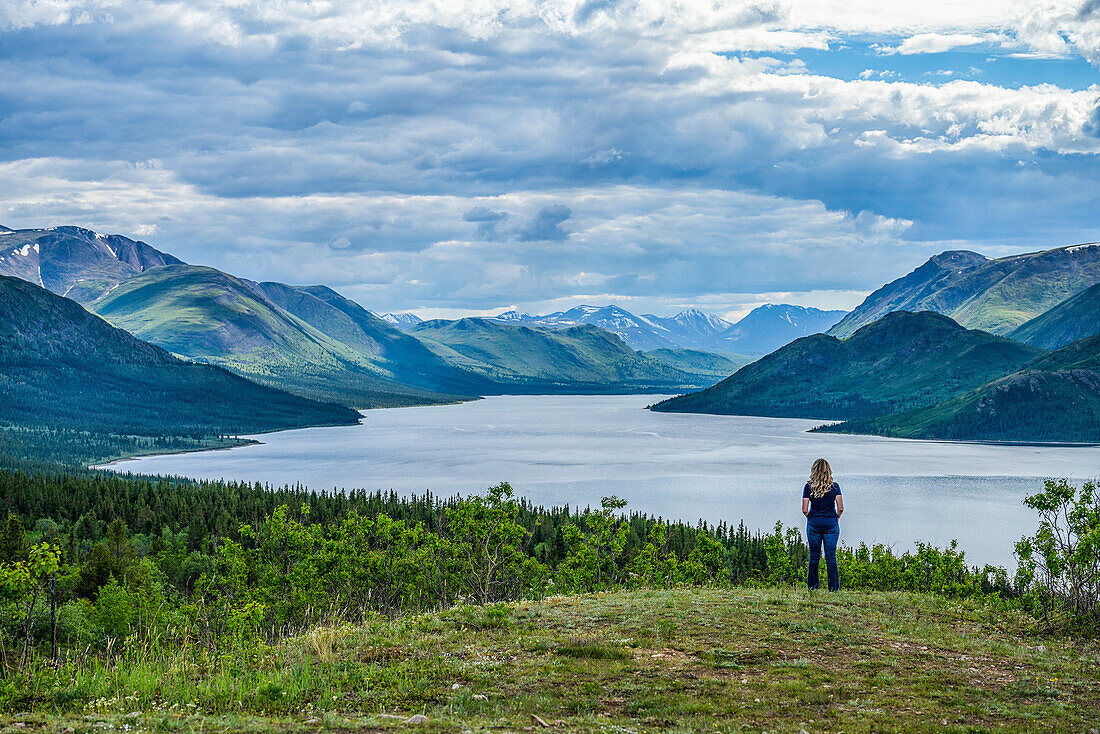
377, 312, 423, 328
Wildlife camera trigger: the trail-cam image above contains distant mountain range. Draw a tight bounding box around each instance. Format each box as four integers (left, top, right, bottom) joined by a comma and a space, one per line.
369, 303, 844, 357
829, 243, 1100, 338
377, 312, 423, 328
411, 318, 743, 392
488, 303, 846, 355
0, 274, 359, 464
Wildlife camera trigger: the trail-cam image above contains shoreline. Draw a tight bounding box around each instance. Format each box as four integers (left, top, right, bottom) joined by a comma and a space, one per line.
89, 412, 373, 470
90, 437, 263, 470
812, 426, 1100, 448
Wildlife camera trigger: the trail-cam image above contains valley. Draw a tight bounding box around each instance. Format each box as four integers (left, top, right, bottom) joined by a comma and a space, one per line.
4, 225, 1100, 461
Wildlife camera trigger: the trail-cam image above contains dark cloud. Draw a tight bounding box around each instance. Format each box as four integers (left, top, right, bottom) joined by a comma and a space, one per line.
1077, 0, 1100, 19
463, 206, 509, 239
1084, 103, 1100, 137
574, 0, 621, 24
733, 2, 784, 27
516, 205, 572, 241
0, 3, 1098, 314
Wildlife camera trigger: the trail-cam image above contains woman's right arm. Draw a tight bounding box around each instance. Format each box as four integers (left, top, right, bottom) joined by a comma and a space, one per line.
802, 498, 810, 517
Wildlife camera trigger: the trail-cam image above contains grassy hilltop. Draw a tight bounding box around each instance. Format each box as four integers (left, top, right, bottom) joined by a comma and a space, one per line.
8, 587, 1097, 733
0, 472, 1095, 733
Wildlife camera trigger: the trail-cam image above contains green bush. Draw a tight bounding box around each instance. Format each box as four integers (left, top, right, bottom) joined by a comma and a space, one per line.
1015, 478, 1100, 631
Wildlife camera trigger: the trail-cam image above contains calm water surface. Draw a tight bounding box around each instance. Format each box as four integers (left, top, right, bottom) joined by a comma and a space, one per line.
109, 395, 1100, 567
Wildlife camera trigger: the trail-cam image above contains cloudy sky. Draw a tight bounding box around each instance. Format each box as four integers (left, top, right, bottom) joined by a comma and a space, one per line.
1, 0, 1098, 319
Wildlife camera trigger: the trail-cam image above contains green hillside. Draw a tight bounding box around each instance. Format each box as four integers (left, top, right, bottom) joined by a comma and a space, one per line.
1008, 281, 1100, 349
0, 275, 359, 465
829, 243, 1100, 337
89, 265, 472, 408
651, 311, 1043, 419
411, 318, 726, 391
822, 333, 1100, 442
257, 281, 488, 395
643, 348, 747, 379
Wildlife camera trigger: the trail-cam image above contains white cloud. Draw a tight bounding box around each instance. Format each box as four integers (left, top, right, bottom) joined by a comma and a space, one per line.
880, 33, 991, 55
1014, 0, 1100, 64
0, 157, 928, 310
1, 0, 1099, 315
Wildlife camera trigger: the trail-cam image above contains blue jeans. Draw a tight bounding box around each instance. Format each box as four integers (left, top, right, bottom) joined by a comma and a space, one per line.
807, 519, 840, 591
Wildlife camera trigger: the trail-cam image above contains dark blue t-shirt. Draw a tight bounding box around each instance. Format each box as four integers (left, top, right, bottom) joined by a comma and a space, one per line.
803, 482, 841, 521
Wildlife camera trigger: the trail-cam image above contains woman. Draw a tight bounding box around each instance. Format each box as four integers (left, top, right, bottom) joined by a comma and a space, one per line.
802, 458, 843, 592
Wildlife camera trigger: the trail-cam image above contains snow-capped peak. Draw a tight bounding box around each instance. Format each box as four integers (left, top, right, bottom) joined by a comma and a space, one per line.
493, 310, 532, 322
379, 312, 423, 326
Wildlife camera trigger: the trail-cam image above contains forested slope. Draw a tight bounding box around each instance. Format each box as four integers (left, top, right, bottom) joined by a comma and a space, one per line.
0, 276, 359, 465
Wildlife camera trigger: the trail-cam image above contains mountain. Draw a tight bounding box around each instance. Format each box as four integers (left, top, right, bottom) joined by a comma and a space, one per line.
644, 349, 748, 381
650, 311, 1044, 420
255, 283, 484, 396
490, 303, 844, 355
1007, 282, 1100, 349
649, 308, 733, 344
0, 224, 736, 404
713, 304, 847, 355
410, 318, 729, 392
0, 275, 359, 463
820, 334, 1100, 443
829, 243, 1100, 338
89, 265, 475, 408
377, 312, 423, 329
492, 305, 682, 350
0, 225, 183, 302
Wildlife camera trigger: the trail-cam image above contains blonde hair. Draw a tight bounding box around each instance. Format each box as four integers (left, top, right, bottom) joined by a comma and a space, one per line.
808, 458, 833, 498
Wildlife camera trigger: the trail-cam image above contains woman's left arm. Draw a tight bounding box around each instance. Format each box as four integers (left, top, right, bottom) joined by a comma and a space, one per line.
835, 495, 844, 517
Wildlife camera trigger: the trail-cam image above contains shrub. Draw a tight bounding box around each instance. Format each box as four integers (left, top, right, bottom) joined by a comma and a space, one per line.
1015, 478, 1100, 629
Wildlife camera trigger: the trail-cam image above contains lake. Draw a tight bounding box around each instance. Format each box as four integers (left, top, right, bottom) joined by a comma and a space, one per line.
106, 395, 1100, 568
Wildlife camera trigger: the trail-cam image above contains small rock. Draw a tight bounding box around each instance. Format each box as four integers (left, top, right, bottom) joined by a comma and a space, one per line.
941, 720, 948, 726
306, 718, 319, 724
800, 730, 810, 734
472, 694, 488, 700
405, 714, 429, 724
13, 725, 26, 730
452, 683, 462, 690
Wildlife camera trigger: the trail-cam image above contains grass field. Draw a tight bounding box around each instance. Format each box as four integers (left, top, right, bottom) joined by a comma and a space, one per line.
7, 587, 1097, 732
